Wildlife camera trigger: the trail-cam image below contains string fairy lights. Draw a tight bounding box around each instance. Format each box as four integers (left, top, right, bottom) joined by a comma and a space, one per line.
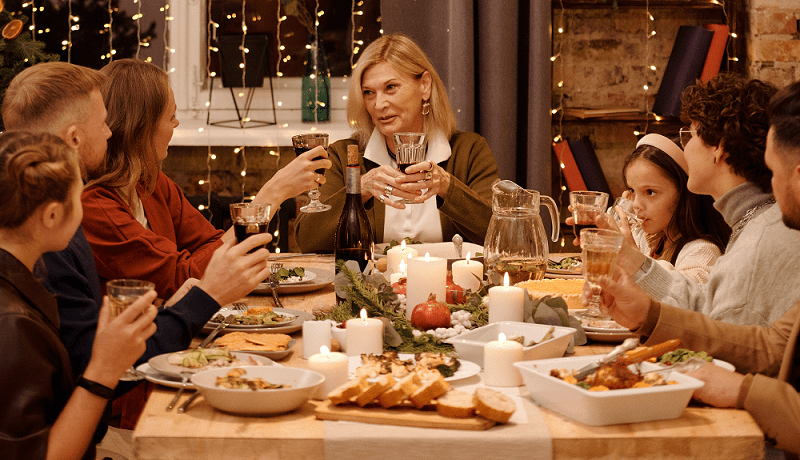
551, 0, 566, 205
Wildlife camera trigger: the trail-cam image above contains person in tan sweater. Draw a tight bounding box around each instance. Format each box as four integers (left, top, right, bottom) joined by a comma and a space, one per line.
589, 80, 800, 457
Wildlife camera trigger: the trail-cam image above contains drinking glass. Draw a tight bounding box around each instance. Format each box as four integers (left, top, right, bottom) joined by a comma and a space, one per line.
606, 196, 642, 227
393, 132, 426, 204
570, 191, 609, 237
577, 228, 624, 321
229, 202, 272, 253
292, 133, 331, 213
106, 279, 156, 381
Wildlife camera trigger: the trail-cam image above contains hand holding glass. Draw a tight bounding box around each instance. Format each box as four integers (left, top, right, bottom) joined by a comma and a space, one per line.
293, 133, 330, 213
570, 191, 609, 237
578, 229, 623, 321
393, 132, 426, 204
106, 279, 156, 381
607, 196, 642, 227
230, 202, 272, 252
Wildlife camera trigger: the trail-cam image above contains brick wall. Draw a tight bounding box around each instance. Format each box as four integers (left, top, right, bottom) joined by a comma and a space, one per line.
748, 0, 800, 86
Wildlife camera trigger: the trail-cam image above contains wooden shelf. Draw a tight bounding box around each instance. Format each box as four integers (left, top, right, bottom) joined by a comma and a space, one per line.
553, 0, 726, 8
552, 113, 682, 125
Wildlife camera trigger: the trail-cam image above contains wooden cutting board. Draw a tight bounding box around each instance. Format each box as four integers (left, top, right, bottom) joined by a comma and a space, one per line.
315, 401, 496, 430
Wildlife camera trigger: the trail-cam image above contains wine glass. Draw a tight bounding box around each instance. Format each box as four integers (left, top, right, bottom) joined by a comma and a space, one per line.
570, 191, 609, 238
229, 202, 272, 253
106, 279, 156, 381
577, 228, 623, 321
393, 132, 426, 204
292, 133, 331, 213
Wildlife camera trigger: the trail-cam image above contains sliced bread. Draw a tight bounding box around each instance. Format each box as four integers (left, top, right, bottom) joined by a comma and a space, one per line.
435, 390, 476, 418
409, 373, 451, 409
355, 374, 396, 407
378, 372, 422, 408
328, 377, 368, 406
473, 387, 516, 423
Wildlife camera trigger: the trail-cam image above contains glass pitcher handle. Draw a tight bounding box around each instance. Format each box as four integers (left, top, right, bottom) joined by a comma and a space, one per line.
540, 195, 561, 242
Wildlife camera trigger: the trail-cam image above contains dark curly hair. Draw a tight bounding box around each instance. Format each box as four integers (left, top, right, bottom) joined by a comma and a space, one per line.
768, 80, 800, 165
680, 73, 778, 193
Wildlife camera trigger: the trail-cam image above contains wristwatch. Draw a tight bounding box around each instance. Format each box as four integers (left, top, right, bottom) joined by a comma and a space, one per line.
635, 257, 654, 279
76, 375, 115, 400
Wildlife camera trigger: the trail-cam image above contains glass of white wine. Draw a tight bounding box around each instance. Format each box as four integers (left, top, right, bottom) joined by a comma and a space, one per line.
578, 228, 624, 321
106, 279, 156, 381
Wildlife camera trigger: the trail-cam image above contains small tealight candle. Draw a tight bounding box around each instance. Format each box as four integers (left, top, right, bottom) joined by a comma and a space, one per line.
302, 320, 332, 359
451, 252, 483, 292
483, 333, 523, 387
488, 273, 524, 324
345, 309, 384, 356
406, 252, 447, 319
389, 259, 407, 284
307, 346, 349, 400
386, 240, 418, 275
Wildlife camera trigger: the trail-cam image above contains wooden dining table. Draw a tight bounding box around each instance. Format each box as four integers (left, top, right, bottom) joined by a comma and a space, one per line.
132, 255, 766, 460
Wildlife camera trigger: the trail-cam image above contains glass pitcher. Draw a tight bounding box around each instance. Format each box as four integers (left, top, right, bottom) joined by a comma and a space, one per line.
483, 180, 560, 284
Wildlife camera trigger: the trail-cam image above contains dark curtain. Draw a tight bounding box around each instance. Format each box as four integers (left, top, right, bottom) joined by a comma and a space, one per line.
381, 0, 552, 196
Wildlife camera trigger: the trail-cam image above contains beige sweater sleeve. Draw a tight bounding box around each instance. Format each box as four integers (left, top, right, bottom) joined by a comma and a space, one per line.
654, 238, 722, 284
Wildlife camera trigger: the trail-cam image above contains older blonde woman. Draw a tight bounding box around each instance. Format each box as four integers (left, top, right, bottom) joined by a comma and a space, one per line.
295, 33, 499, 251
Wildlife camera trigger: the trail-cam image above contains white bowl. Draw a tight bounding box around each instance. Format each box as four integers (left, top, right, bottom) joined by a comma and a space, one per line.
514, 355, 704, 426
443, 321, 576, 368
190, 365, 324, 415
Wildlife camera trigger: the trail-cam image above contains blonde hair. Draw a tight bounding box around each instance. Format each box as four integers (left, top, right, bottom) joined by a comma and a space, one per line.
0, 131, 80, 229
347, 33, 457, 148
92, 59, 170, 196
2, 62, 107, 134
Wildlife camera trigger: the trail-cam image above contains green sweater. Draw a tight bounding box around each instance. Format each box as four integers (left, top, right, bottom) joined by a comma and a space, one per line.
294, 131, 499, 252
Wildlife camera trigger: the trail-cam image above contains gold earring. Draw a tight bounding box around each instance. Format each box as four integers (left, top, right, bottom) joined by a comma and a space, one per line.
422, 100, 431, 116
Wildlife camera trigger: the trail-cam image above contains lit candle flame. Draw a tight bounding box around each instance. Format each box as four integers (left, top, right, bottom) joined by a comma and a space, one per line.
320, 345, 331, 357
466, 252, 472, 263
400, 240, 406, 250
399, 259, 407, 276
360, 308, 368, 321
498, 332, 507, 343
503, 272, 510, 287
425, 252, 431, 262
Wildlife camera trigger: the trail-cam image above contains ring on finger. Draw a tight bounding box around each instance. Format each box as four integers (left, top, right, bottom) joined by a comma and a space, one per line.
385, 184, 393, 195
378, 194, 385, 203
424, 171, 433, 180
426, 161, 434, 172
381, 194, 391, 202
315, 173, 322, 184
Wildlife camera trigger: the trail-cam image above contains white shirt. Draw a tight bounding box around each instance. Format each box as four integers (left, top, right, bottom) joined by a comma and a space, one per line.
363, 127, 452, 243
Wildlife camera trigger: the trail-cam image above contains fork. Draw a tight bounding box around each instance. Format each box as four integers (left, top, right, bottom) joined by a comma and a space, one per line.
268, 263, 285, 309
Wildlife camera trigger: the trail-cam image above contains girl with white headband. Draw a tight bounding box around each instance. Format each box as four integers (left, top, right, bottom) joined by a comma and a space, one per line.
619, 133, 730, 283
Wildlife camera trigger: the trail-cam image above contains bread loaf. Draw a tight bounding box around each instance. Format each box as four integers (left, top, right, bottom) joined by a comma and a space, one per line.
378, 373, 421, 408
355, 374, 396, 407
473, 388, 516, 423
409, 373, 450, 409
436, 390, 476, 418
328, 377, 368, 405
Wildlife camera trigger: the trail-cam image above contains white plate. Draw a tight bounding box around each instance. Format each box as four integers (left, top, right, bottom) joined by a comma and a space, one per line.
582, 321, 630, 333
202, 307, 313, 335
649, 358, 735, 372
251, 267, 334, 295
137, 362, 198, 389
208, 311, 298, 329
220, 338, 296, 361
148, 351, 274, 378
274, 270, 318, 285
347, 354, 481, 383
585, 330, 638, 343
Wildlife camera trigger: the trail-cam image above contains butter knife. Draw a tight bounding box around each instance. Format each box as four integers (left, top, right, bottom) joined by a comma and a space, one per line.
198, 317, 229, 349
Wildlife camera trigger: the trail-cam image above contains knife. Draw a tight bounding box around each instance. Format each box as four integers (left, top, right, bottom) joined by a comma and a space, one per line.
198, 317, 229, 349
575, 338, 680, 380
177, 391, 200, 413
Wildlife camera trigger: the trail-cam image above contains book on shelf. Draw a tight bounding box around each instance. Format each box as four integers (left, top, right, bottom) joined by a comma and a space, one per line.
652, 25, 714, 118
568, 136, 613, 197
562, 107, 640, 119
553, 140, 587, 192
699, 24, 729, 82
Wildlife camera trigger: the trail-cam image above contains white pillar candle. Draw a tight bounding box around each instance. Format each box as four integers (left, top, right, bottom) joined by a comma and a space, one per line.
483, 333, 524, 387
386, 240, 418, 275
302, 320, 332, 359
345, 309, 384, 357
389, 259, 407, 284
451, 253, 483, 292
307, 346, 349, 400
488, 272, 524, 324
406, 253, 447, 319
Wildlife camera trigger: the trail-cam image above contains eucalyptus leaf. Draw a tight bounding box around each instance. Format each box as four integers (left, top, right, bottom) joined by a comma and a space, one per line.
379, 317, 403, 347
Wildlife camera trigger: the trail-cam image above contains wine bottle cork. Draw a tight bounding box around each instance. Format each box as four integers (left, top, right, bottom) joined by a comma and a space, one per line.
347, 144, 359, 166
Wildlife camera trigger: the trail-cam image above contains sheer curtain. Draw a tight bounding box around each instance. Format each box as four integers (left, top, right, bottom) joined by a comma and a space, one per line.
381, 0, 552, 195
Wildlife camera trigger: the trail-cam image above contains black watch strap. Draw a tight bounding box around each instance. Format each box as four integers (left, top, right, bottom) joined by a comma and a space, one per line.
76, 375, 115, 400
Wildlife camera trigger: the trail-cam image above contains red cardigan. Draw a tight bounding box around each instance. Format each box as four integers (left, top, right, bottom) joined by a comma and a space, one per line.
81, 171, 224, 299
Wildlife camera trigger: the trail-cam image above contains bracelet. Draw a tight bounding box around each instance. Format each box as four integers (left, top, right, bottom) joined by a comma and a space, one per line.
76, 375, 115, 400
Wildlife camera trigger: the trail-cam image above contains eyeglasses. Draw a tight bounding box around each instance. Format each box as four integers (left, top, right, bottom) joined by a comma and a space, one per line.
679, 127, 693, 149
